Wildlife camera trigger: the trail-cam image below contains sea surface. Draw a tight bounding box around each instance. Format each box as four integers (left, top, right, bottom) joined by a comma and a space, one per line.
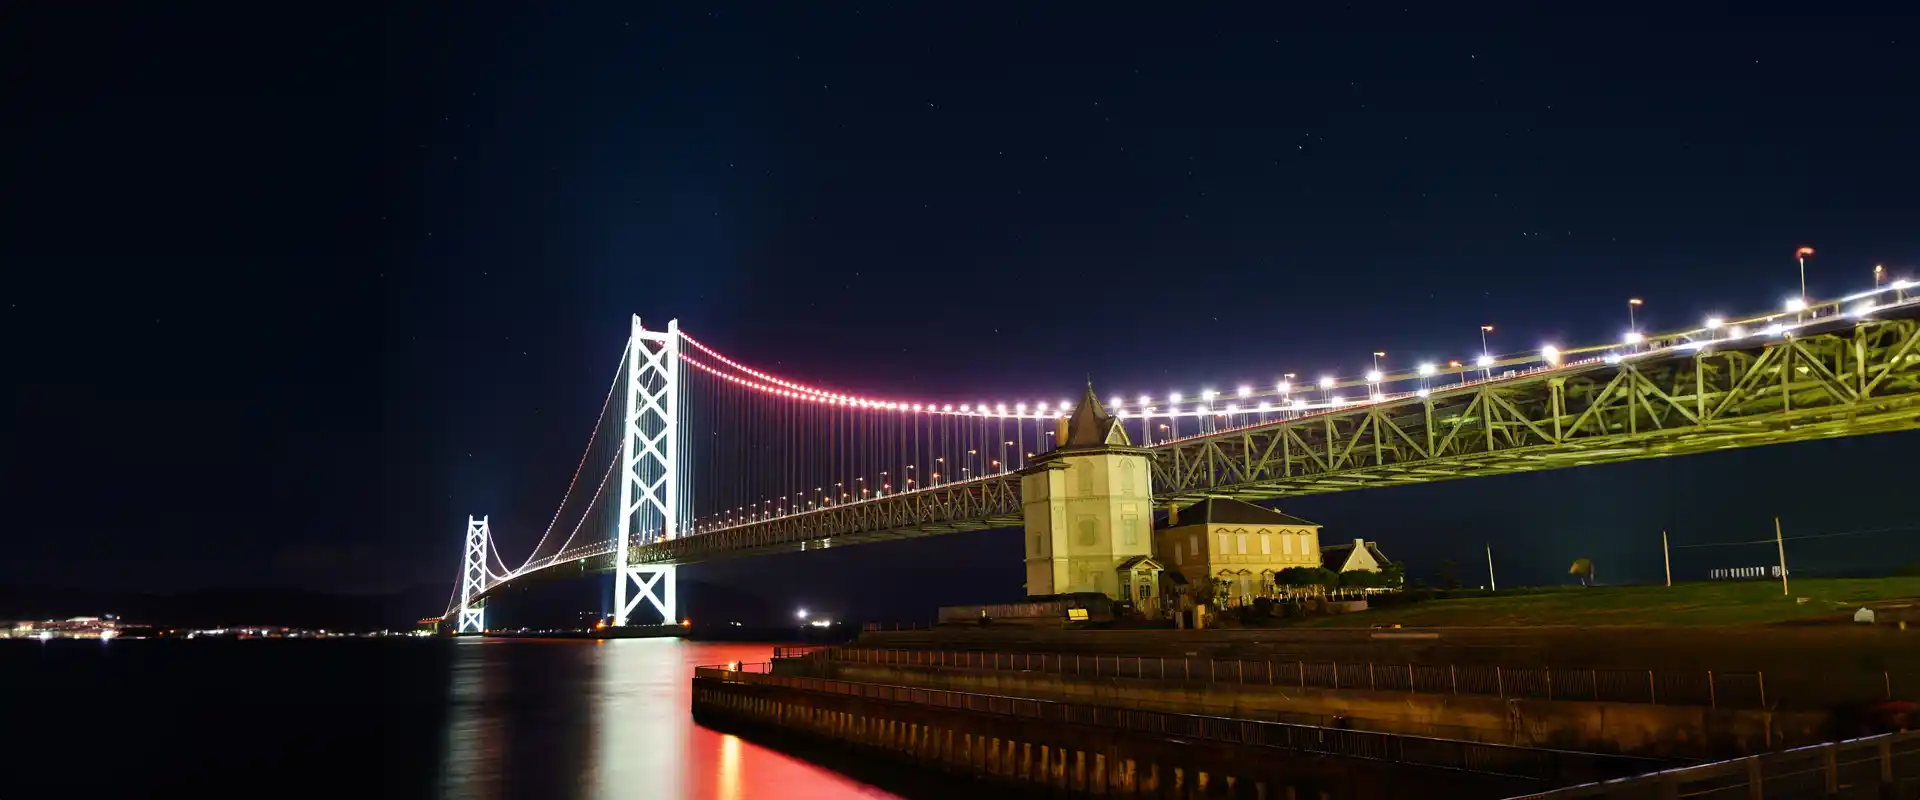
4, 637, 941, 799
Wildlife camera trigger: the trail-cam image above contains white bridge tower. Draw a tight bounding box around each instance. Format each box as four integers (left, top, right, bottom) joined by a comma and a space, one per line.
457, 515, 490, 634
614, 316, 681, 627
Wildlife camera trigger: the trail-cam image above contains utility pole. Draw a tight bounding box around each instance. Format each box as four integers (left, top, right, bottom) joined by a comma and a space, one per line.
1486, 544, 1497, 592
1774, 517, 1790, 597
1663, 530, 1672, 588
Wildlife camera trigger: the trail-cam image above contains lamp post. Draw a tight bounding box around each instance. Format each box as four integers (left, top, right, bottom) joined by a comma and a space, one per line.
1627, 298, 1644, 350
1479, 326, 1495, 379
1874, 264, 1885, 288
1796, 246, 1814, 311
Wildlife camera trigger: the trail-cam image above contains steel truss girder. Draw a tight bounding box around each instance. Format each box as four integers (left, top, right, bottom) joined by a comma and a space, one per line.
632, 473, 1025, 565
1150, 315, 1920, 505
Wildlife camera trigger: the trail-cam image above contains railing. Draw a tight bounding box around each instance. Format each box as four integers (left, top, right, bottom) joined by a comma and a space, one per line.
861, 622, 935, 632
693, 667, 1668, 783
824, 647, 1796, 710
771, 645, 831, 659
1506, 729, 1920, 799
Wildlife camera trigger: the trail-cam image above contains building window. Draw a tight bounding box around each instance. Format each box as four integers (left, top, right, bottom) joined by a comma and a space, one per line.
1122, 514, 1139, 546
1118, 461, 1135, 495
1283, 534, 1294, 555
1302, 534, 1314, 555
1077, 517, 1098, 547
1236, 533, 1248, 555
1175, 543, 1183, 564
1260, 534, 1271, 555
1077, 466, 1094, 494
1217, 532, 1229, 555
1190, 534, 1199, 559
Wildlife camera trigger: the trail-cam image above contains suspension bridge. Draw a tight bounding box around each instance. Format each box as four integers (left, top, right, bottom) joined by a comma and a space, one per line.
449, 280, 1920, 633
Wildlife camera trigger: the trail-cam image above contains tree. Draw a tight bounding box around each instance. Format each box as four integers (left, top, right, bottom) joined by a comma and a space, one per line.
1277, 566, 1340, 589
1569, 557, 1595, 586
1340, 570, 1384, 589
1436, 560, 1462, 590
1380, 561, 1406, 590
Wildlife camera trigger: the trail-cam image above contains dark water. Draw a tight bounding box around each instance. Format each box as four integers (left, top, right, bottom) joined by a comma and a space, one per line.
4, 638, 916, 799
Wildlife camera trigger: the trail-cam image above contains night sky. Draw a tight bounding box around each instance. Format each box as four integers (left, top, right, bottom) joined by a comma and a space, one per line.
7, 5, 1918, 621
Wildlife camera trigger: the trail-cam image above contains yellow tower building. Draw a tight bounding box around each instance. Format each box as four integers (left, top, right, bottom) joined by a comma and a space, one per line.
1018, 386, 1157, 601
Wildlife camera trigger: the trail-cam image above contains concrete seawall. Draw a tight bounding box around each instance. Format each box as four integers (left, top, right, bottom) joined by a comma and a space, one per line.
692, 674, 1596, 799
822, 660, 1826, 759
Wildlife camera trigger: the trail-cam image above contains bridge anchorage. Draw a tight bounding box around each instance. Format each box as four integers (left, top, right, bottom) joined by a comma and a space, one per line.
444, 281, 1920, 633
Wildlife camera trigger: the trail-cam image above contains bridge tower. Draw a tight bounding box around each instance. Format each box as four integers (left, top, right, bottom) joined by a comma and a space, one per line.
458, 515, 489, 634
1018, 386, 1156, 601
613, 316, 681, 627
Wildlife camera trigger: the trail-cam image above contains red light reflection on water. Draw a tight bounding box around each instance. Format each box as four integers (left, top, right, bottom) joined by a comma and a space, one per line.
439, 638, 901, 800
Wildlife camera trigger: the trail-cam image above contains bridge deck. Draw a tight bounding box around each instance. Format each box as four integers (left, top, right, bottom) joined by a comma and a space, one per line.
475, 302, 1920, 602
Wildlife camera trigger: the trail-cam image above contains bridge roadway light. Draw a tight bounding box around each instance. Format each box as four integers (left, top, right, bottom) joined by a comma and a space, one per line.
1364, 370, 1382, 383
1417, 363, 1436, 377
1784, 297, 1807, 313
1276, 380, 1290, 394
1704, 316, 1724, 330
1170, 392, 1182, 403
1237, 385, 1251, 398
1542, 345, 1562, 365
1623, 331, 1644, 345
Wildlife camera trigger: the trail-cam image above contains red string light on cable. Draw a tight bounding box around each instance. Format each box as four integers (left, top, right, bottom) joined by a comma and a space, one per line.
677, 329, 999, 415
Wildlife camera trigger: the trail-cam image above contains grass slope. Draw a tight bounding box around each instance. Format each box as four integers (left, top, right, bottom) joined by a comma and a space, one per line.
1297, 577, 1920, 628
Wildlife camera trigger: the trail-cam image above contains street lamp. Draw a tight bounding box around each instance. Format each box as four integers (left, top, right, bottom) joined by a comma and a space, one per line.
1479, 326, 1495, 379
1627, 298, 1643, 346
1795, 246, 1814, 306
1874, 264, 1885, 288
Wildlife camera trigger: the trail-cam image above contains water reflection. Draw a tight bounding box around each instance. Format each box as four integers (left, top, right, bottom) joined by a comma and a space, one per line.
437, 638, 902, 800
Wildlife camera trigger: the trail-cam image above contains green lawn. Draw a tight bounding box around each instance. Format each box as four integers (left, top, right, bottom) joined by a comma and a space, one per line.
1294, 577, 1920, 628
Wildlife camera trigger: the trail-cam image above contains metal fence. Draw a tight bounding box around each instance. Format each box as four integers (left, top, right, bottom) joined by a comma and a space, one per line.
817, 647, 1793, 710
694, 666, 1667, 785
1506, 729, 1920, 799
